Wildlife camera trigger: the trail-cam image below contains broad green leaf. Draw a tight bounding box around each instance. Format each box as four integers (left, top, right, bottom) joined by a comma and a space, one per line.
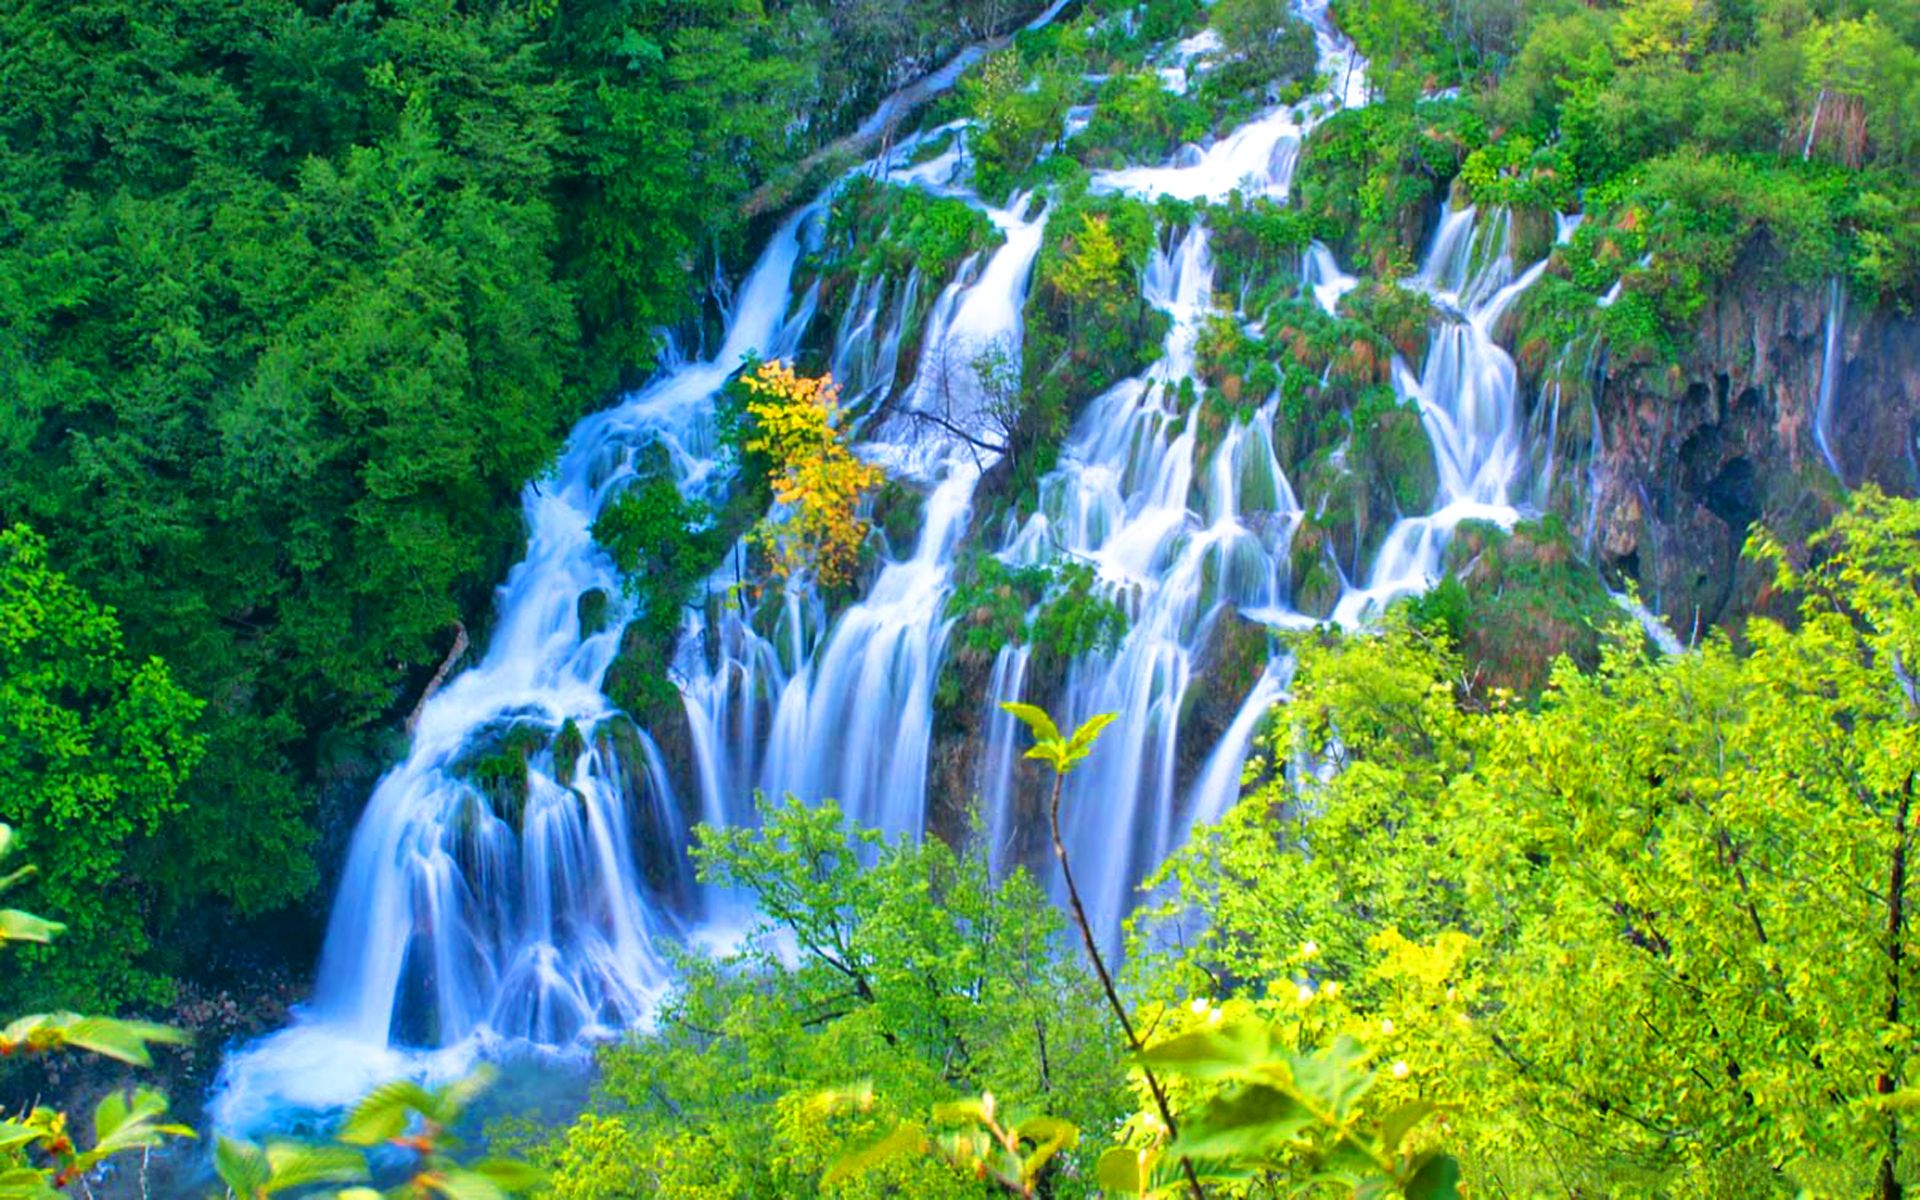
1137, 1020, 1275, 1081
1172, 1085, 1315, 1160
1095, 1145, 1151, 1194
1023, 742, 1066, 771
432, 1066, 499, 1126
0, 910, 63, 945
930, 1097, 991, 1125
465, 1158, 547, 1193
214, 1137, 272, 1199
0, 1122, 43, 1153
424, 1167, 510, 1200
999, 701, 1061, 744
1065, 712, 1117, 756
264, 1143, 368, 1193
1403, 1152, 1462, 1200
822, 1122, 926, 1184
1287, 1036, 1375, 1119
337, 1079, 435, 1146
61, 1018, 185, 1066
1379, 1099, 1438, 1154
1014, 1115, 1077, 1178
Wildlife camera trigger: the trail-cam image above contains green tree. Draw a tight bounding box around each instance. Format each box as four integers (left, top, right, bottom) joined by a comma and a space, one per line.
1145, 491, 1920, 1195
539, 799, 1123, 1198
0, 527, 203, 1010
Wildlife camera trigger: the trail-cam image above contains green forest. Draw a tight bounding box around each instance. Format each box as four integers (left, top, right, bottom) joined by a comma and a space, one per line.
2, 0, 1919, 1194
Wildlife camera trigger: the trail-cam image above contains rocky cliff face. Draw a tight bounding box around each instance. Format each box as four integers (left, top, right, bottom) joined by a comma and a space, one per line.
1529, 249, 1920, 634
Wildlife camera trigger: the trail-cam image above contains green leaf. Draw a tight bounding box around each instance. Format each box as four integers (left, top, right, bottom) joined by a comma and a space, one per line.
1023, 742, 1066, 771
337, 1079, 435, 1146
999, 701, 1062, 744
0, 910, 64, 945
465, 1157, 547, 1194
215, 1137, 273, 1199
0, 865, 37, 898
1096, 1146, 1150, 1194
823, 1122, 927, 1185
1065, 712, 1118, 756
1014, 1115, 1077, 1179
61, 1018, 186, 1066
1137, 1020, 1276, 1081
1403, 1152, 1462, 1200
1287, 1036, 1375, 1119
1379, 1099, 1437, 1154
0, 1122, 44, 1153
432, 1066, 499, 1126
264, 1143, 368, 1193
424, 1167, 510, 1200
1172, 1085, 1316, 1160
930, 1097, 991, 1125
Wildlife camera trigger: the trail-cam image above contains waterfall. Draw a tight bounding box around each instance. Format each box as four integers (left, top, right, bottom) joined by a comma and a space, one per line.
1813, 275, 1847, 482
973, 0, 1369, 948
216, 0, 1584, 1121
1331, 207, 1550, 625
214, 201, 825, 1127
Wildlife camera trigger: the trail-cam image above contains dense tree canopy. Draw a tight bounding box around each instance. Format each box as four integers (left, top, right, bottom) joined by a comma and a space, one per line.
0, 0, 1053, 984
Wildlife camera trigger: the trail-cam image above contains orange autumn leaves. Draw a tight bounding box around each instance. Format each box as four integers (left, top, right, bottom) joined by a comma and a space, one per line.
741, 361, 883, 589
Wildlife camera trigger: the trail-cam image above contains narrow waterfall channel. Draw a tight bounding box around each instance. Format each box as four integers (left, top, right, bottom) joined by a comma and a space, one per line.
215, 0, 1589, 1129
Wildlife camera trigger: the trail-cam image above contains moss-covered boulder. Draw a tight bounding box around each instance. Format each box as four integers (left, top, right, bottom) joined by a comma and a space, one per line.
1405, 516, 1619, 696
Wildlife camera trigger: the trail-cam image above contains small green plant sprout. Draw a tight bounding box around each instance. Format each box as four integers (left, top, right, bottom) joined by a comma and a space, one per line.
825, 1087, 1078, 1198
999, 703, 1115, 775
214, 1066, 545, 1200
1114, 1020, 1459, 1198
0, 823, 196, 1197
999, 703, 1205, 1200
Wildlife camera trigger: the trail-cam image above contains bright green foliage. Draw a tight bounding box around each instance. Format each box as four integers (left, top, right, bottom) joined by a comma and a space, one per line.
214, 1066, 544, 1200
1293, 99, 1480, 275
0, 527, 203, 1009
595, 477, 721, 644
999, 705, 1117, 775
945, 557, 1129, 665
1069, 74, 1211, 170
1145, 492, 1920, 1193
1111, 1023, 1457, 1197
537, 800, 1123, 1199
0, 0, 1067, 992
1010, 192, 1168, 510
963, 51, 1074, 203
828, 1089, 1081, 1197
825, 177, 1007, 284
0, 826, 195, 1198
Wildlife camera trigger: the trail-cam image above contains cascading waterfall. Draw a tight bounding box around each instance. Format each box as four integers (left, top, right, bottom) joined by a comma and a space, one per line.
219, 0, 1585, 1125
987, 221, 1310, 944
684, 200, 1047, 842
1331, 206, 1551, 624
214, 200, 828, 1126
975, 0, 1369, 946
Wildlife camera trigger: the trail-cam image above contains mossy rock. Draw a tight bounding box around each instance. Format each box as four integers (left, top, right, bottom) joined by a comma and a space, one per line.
447, 717, 554, 825
869, 477, 927, 559
577, 588, 613, 638
553, 718, 586, 786
1363, 406, 1440, 515
603, 620, 682, 732
1407, 516, 1619, 697
1288, 520, 1344, 620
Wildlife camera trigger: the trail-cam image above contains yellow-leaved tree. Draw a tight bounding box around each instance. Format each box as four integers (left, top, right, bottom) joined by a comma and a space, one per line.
741, 361, 884, 589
